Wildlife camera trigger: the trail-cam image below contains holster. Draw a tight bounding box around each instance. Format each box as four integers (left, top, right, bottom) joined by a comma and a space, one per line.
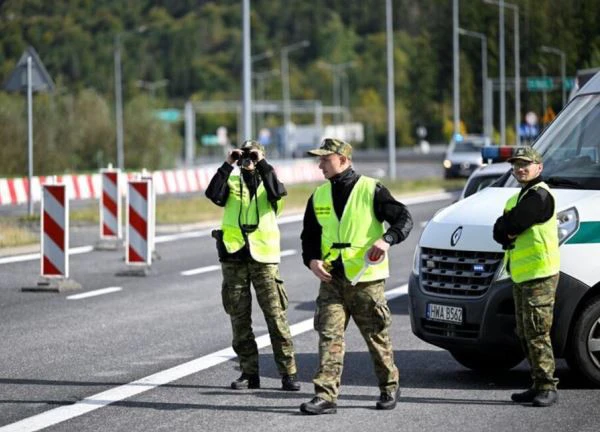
211, 229, 228, 260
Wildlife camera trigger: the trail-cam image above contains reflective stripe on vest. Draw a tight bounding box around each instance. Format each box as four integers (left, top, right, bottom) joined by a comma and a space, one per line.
504, 182, 560, 283
221, 175, 281, 263
312, 176, 389, 282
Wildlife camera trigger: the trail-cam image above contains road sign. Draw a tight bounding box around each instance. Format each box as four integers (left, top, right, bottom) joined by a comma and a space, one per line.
201, 135, 219, 146
2, 46, 54, 92
154, 109, 181, 123
526, 77, 554, 91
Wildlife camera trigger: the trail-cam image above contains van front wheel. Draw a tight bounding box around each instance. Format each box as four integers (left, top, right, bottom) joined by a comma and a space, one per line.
450, 349, 523, 372
567, 297, 600, 385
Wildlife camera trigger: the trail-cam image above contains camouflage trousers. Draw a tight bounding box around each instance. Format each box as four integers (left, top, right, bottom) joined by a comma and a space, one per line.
312, 276, 399, 402
221, 261, 297, 376
512, 274, 560, 391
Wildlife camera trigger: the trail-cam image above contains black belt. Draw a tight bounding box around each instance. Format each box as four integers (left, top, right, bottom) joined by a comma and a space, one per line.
331, 242, 351, 249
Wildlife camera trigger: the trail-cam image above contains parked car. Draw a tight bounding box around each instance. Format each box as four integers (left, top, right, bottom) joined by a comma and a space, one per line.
443, 135, 491, 179
459, 162, 511, 200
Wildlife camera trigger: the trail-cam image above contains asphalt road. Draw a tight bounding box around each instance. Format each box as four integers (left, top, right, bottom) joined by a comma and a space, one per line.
1, 192, 598, 432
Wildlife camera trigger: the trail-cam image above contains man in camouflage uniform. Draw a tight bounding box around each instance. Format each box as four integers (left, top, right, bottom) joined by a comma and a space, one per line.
493, 146, 560, 407
205, 140, 300, 391
299, 138, 413, 414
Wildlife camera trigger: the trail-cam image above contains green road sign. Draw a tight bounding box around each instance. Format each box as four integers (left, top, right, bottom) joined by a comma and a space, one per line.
527, 77, 554, 91
201, 134, 220, 146
154, 109, 181, 123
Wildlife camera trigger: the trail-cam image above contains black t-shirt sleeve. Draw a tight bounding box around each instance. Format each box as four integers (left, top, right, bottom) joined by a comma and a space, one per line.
373, 184, 413, 245
205, 162, 233, 206
301, 194, 322, 268
503, 187, 555, 236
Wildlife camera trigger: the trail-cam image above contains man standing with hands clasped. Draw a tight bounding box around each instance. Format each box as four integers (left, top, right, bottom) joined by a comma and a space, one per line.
493, 146, 560, 407
299, 138, 413, 415
205, 140, 300, 392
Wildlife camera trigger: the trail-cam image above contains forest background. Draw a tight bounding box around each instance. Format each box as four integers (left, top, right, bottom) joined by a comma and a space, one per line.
1, 0, 599, 176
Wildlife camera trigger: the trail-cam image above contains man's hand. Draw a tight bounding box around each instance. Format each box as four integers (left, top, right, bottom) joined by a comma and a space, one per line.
309, 259, 332, 283
226, 149, 242, 165
367, 239, 389, 263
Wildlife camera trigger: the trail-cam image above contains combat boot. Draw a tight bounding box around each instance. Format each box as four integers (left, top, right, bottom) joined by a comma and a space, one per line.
281, 374, 301, 391
231, 373, 260, 390
300, 397, 337, 415
532, 390, 558, 407
376, 387, 400, 410
511, 388, 537, 403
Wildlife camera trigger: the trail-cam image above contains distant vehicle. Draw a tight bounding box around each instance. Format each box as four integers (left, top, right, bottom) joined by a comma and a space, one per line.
459, 162, 511, 200
443, 134, 491, 179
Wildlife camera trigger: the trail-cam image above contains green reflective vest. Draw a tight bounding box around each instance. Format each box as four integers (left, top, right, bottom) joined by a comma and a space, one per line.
504, 182, 560, 283
221, 175, 282, 263
312, 176, 389, 283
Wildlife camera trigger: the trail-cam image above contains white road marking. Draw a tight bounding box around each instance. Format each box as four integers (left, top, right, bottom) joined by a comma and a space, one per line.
66, 287, 122, 300
180, 250, 298, 276
180, 265, 221, 276
0, 285, 408, 431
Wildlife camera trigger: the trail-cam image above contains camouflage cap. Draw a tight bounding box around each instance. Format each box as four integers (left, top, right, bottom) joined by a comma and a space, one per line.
240, 140, 265, 153
507, 146, 543, 163
307, 138, 353, 158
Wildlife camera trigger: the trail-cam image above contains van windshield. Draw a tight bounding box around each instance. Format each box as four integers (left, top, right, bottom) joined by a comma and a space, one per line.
505, 94, 600, 190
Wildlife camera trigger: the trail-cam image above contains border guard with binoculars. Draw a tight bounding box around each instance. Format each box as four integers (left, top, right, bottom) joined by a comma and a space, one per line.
205, 140, 300, 391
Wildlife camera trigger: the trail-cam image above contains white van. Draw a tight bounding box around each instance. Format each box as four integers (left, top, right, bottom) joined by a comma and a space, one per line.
409, 72, 600, 384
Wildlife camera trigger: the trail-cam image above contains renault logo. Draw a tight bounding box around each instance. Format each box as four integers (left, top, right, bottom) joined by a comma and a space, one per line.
450, 226, 463, 247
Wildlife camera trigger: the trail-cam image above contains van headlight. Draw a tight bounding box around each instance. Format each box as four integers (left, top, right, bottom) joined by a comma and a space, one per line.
494, 207, 579, 283
443, 159, 452, 169
412, 246, 421, 276
557, 207, 579, 245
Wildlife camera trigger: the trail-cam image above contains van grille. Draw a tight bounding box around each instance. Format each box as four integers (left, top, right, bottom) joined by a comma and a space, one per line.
421, 319, 480, 339
420, 247, 504, 297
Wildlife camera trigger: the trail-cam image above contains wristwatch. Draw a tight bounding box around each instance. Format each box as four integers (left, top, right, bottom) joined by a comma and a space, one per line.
383, 234, 394, 245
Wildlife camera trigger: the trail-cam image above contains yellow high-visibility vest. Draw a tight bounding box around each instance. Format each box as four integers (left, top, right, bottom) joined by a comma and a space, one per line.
504, 182, 560, 283
312, 176, 389, 282
222, 175, 282, 263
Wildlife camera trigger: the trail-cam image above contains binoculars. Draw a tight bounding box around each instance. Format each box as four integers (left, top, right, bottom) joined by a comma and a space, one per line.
232, 149, 259, 167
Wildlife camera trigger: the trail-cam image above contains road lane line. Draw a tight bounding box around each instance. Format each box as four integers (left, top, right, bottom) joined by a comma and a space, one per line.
0, 191, 457, 265
180, 265, 220, 276
0, 284, 407, 431
180, 250, 297, 276
66, 287, 122, 300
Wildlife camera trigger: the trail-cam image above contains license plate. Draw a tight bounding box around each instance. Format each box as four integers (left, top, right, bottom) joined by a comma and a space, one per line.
426, 303, 463, 324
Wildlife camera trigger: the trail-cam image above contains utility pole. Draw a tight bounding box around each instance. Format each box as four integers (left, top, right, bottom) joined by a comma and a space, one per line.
386, 0, 396, 179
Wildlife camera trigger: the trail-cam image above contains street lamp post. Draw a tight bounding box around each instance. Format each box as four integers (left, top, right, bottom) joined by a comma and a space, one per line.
242, 0, 251, 141
458, 28, 488, 136
114, 27, 147, 170
452, 0, 460, 138
281, 40, 310, 158
318, 61, 355, 125
541, 45, 566, 107
253, 68, 279, 133
538, 63, 547, 118
386, 0, 396, 179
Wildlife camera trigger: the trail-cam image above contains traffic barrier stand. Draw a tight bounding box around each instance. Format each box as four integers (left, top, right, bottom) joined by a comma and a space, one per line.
116, 178, 152, 276
22, 179, 82, 292
140, 169, 160, 261
95, 164, 122, 250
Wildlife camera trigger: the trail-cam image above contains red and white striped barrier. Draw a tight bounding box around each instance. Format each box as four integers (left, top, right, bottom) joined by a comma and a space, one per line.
0, 161, 323, 206
41, 182, 69, 278
100, 167, 121, 240
22, 180, 82, 292
125, 179, 151, 267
